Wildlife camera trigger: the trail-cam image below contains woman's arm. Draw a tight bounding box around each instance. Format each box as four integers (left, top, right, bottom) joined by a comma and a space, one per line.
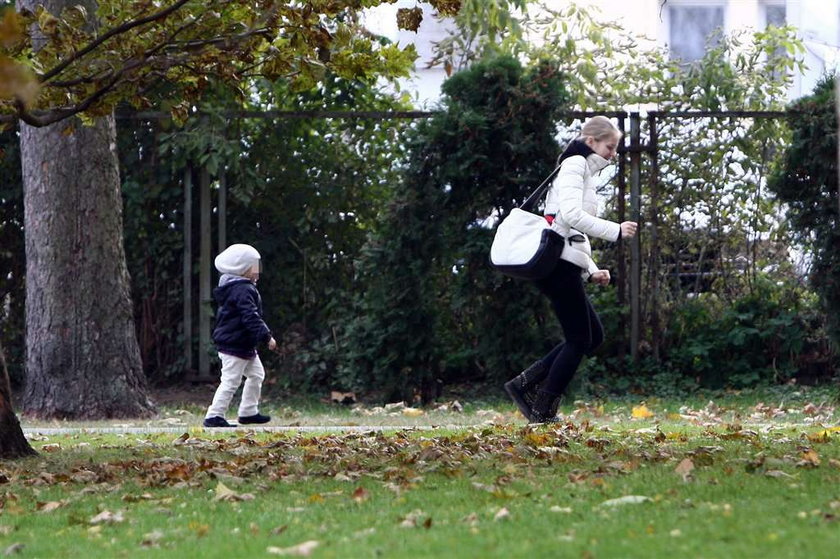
554, 156, 621, 241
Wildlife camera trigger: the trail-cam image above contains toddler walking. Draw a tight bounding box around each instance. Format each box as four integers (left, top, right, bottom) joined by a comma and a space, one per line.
203, 244, 276, 428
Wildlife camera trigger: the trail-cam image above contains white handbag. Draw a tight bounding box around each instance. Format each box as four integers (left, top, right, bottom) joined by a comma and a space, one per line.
490, 164, 564, 280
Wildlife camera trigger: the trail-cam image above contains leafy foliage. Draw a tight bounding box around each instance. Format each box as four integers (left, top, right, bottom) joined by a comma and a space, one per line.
0, 1, 421, 127
119, 72, 414, 384
768, 76, 840, 350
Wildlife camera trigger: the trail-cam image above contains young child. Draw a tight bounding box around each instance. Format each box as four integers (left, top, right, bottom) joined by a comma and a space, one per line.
203, 244, 277, 428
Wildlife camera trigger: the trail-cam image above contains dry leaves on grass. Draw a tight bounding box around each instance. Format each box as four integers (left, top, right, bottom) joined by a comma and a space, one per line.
7, 403, 835, 525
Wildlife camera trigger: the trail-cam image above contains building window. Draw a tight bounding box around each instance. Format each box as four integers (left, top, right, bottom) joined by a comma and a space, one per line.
669, 5, 725, 63
764, 4, 786, 28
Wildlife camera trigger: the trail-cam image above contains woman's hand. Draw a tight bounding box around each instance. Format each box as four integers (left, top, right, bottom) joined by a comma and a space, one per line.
268, 337, 277, 351
620, 221, 638, 238
590, 270, 611, 286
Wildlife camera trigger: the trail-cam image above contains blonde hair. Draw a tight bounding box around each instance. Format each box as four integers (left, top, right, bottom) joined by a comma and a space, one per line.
580, 115, 621, 142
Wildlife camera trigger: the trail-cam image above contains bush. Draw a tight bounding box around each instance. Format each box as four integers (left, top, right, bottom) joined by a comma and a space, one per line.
580, 273, 834, 394
768, 75, 840, 350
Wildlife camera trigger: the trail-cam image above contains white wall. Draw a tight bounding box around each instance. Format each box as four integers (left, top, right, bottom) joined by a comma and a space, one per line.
365, 0, 840, 104
362, 1, 454, 108
788, 0, 840, 97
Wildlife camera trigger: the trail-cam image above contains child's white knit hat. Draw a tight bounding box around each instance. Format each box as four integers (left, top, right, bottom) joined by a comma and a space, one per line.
215, 244, 261, 275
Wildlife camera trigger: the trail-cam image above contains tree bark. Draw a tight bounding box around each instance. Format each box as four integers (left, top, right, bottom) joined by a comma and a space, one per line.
0, 338, 37, 458
19, 114, 156, 419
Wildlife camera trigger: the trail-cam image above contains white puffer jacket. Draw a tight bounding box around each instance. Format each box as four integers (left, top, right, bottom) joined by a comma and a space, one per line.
544, 146, 621, 276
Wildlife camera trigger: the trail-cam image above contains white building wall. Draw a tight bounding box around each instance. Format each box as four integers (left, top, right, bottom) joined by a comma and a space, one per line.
365, 0, 840, 105
789, 0, 840, 97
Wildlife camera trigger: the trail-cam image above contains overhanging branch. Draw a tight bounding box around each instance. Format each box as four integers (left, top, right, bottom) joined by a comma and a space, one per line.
41, 0, 192, 83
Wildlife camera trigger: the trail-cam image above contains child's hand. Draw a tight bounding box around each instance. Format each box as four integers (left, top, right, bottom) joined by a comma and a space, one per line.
268, 337, 277, 351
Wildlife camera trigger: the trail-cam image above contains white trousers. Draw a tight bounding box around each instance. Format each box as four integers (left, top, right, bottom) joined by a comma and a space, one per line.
205, 353, 265, 419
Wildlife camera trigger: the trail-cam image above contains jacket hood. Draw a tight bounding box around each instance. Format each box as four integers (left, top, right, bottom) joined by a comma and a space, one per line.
213, 277, 252, 305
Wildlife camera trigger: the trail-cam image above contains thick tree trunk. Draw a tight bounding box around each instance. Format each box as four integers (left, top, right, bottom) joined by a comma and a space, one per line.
19, 115, 156, 418
0, 339, 36, 458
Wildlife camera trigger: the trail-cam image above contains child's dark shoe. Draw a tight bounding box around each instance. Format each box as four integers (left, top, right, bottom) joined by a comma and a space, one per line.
238, 413, 270, 424
203, 416, 233, 428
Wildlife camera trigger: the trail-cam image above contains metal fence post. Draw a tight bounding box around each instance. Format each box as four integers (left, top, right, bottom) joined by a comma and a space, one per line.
648, 114, 660, 360
182, 165, 193, 373
218, 173, 227, 252
199, 165, 212, 379
616, 114, 628, 361
629, 113, 642, 360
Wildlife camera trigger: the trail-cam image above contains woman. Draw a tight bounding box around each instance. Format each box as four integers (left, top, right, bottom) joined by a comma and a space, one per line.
504, 116, 638, 423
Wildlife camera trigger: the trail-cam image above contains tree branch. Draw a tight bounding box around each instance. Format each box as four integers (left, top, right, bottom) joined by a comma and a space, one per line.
41, 0, 192, 83
48, 15, 200, 88
17, 72, 122, 127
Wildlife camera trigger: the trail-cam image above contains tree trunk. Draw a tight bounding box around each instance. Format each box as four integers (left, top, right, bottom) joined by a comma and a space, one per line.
0, 338, 37, 458
19, 114, 156, 419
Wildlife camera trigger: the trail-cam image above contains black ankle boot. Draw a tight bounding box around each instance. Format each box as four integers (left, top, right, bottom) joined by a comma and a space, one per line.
530, 389, 561, 424
504, 361, 547, 420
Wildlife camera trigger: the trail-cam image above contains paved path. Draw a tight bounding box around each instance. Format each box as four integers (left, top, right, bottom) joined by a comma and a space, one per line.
22, 424, 457, 435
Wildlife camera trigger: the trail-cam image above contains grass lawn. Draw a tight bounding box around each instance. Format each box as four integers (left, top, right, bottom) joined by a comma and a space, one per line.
3, 387, 839, 558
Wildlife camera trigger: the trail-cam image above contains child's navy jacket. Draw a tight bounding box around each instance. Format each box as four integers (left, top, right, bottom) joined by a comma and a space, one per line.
212, 278, 271, 358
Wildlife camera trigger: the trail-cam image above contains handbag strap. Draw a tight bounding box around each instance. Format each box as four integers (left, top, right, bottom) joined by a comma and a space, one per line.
519, 162, 563, 211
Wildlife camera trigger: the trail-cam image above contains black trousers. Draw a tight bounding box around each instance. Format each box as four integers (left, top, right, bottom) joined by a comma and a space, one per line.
532, 259, 604, 395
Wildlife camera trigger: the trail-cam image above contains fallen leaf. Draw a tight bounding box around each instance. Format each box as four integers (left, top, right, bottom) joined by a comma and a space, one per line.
797, 449, 820, 468
599, 495, 652, 507
188, 522, 210, 537
267, 541, 320, 556
494, 507, 510, 521
352, 486, 369, 503
141, 531, 164, 547
36, 501, 66, 513
631, 405, 654, 419
330, 391, 356, 405
89, 510, 125, 525
399, 510, 427, 528
807, 426, 840, 442
213, 481, 255, 502
2, 543, 24, 555
675, 458, 695, 482
764, 470, 796, 479
461, 512, 479, 526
